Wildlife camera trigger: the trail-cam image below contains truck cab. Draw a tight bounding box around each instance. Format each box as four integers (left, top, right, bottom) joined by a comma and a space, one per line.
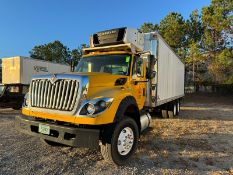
16, 27, 184, 165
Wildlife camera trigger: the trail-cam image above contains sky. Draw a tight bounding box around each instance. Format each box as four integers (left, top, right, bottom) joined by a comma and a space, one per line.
0, 0, 211, 58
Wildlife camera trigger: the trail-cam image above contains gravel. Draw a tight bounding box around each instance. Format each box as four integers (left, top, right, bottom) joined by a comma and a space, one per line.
0, 93, 233, 175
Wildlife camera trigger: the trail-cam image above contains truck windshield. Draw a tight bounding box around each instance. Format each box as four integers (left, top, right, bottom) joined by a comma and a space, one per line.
75, 55, 131, 76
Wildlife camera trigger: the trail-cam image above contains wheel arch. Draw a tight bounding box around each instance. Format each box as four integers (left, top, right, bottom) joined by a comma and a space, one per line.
113, 96, 141, 132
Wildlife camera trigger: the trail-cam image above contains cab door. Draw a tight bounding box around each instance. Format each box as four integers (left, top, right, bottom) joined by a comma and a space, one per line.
131, 55, 147, 109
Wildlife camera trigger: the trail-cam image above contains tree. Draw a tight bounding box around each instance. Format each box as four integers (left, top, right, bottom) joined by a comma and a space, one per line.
202, 0, 233, 83
185, 41, 209, 88
138, 0, 233, 85
139, 22, 159, 33
208, 48, 233, 83
29, 40, 70, 64
30, 41, 88, 70
202, 0, 232, 53
159, 12, 187, 53
185, 10, 206, 87
70, 44, 88, 71
186, 10, 203, 45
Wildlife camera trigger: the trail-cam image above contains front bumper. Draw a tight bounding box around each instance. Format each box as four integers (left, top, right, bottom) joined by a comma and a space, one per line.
15, 115, 100, 149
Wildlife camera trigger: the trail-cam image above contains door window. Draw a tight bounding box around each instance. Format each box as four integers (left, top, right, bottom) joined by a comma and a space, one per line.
132, 57, 144, 78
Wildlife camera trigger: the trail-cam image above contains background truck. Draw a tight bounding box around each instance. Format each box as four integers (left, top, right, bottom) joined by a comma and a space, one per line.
1, 56, 70, 109
0, 62, 2, 82
16, 27, 185, 165
0, 64, 4, 101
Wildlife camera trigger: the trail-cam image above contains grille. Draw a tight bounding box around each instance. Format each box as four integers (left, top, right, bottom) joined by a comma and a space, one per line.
30, 79, 79, 111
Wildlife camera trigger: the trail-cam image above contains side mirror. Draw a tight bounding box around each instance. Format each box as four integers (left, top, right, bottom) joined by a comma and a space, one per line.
135, 58, 143, 77
146, 55, 157, 79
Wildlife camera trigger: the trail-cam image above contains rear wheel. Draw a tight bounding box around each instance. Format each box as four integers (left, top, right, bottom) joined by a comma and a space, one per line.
161, 109, 168, 118
168, 102, 177, 118
176, 100, 180, 115
100, 117, 139, 165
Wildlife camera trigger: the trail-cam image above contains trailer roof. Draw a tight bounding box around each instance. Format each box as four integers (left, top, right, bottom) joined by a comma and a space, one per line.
1, 56, 69, 66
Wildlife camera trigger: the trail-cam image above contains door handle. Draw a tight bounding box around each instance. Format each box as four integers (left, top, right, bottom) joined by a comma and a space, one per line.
143, 88, 145, 96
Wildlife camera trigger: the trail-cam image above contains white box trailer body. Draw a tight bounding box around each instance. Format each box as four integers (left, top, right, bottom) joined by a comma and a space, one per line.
156, 34, 184, 106
2, 56, 70, 85
143, 32, 185, 107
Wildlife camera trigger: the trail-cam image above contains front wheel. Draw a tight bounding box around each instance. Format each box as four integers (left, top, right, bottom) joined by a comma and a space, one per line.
12, 104, 22, 110
100, 117, 139, 165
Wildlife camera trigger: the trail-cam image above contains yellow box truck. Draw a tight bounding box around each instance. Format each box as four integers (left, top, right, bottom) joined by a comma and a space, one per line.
16, 27, 184, 165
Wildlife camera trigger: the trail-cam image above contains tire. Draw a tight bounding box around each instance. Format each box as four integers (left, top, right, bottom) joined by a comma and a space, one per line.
100, 117, 139, 165
12, 104, 22, 110
161, 109, 168, 118
176, 100, 180, 115
12, 107, 21, 110
168, 102, 177, 118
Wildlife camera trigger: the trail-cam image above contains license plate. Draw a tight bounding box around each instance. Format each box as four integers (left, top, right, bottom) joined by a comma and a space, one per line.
38, 124, 50, 135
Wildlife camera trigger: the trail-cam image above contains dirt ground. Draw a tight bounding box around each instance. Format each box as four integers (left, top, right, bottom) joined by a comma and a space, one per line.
0, 93, 233, 175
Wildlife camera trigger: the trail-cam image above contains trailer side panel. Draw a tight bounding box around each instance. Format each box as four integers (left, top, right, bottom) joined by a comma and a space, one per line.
156, 37, 184, 105
2, 57, 21, 84
21, 57, 70, 84
2, 56, 70, 85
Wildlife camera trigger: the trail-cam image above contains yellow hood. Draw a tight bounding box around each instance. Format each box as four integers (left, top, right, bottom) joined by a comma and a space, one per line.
73, 72, 128, 87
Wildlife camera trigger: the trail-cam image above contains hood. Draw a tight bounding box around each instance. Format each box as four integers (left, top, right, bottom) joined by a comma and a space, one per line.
73, 72, 128, 87
32, 72, 128, 88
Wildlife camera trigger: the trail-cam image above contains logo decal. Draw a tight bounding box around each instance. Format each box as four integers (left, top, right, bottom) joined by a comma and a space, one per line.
98, 30, 117, 36
34, 66, 48, 72
50, 74, 57, 84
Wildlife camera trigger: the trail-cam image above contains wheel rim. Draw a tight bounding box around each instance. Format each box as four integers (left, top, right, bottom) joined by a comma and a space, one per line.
177, 102, 180, 112
174, 104, 177, 115
117, 127, 134, 156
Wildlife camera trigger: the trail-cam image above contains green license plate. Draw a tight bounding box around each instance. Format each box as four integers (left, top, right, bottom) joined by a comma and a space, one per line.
38, 124, 50, 135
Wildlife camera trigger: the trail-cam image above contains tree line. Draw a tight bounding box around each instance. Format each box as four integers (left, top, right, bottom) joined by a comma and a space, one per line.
29, 41, 88, 71
29, 0, 232, 85
139, 0, 233, 86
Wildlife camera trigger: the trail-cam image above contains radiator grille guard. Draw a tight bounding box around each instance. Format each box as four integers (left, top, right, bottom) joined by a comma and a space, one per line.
30, 78, 79, 111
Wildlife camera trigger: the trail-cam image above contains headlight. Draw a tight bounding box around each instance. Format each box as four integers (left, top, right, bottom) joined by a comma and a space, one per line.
99, 101, 106, 108
79, 98, 113, 116
86, 103, 95, 115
